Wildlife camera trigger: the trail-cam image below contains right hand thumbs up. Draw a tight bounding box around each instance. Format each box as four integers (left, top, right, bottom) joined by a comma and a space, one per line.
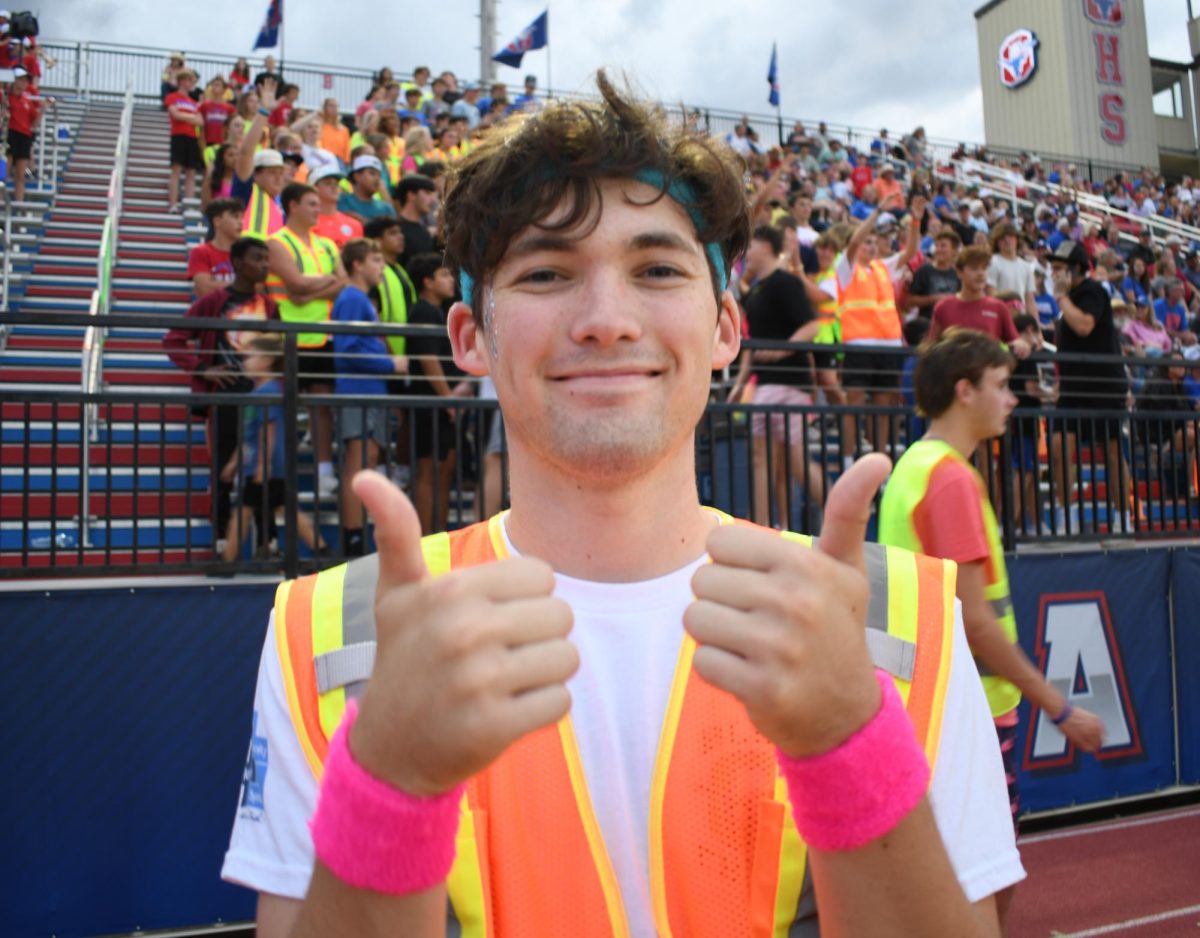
347, 471, 579, 797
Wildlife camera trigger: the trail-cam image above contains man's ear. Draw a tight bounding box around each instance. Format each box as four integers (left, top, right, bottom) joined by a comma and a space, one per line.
448, 301, 490, 376
954, 376, 975, 405
711, 290, 741, 371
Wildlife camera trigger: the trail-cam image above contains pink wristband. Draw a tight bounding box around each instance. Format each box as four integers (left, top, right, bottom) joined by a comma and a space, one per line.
309, 699, 464, 894
776, 669, 930, 852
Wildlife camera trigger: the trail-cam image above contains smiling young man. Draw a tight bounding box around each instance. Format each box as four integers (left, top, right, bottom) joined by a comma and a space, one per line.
223, 74, 1022, 937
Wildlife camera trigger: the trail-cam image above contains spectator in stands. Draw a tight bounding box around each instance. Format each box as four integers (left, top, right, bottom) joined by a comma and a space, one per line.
400, 86, 428, 126
188, 198, 244, 297
1136, 360, 1199, 507
930, 247, 1029, 356
900, 126, 927, 167
1032, 267, 1059, 336
268, 83, 300, 128
1126, 227, 1157, 272
1049, 240, 1131, 533
318, 98, 350, 164
406, 251, 468, 534
293, 116, 339, 177
1155, 278, 1194, 346
265, 182, 347, 499
403, 65, 433, 101
201, 144, 236, 208
199, 77, 236, 149
5, 67, 45, 205
874, 163, 902, 204
727, 225, 824, 530
163, 236, 278, 557
394, 174, 437, 269
450, 83, 483, 129
1122, 256, 1150, 307
908, 229, 962, 318
399, 126, 433, 173
165, 69, 204, 213
835, 193, 919, 459
512, 74, 541, 112
987, 222, 1037, 319
233, 79, 287, 239
337, 155, 395, 225
424, 76, 452, 123
229, 58, 251, 96
361, 215, 415, 356
160, 51, 187, 102
1125, 297, 1172, 361
1009, 313, 1055, 531
219, 334, 324, 562
330, 238, 409, 556
1183, 250, 1200, 295
310, 165, 362, 248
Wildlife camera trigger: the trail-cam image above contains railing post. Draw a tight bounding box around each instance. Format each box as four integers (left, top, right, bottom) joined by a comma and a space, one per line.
282, 332, 302, 580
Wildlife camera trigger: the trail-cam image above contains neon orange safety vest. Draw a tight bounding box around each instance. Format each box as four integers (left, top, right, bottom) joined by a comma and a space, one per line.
264, 227, 339, 348
837, 258, 902, 343
273, 510, 956, 936
241, 183, 284, 241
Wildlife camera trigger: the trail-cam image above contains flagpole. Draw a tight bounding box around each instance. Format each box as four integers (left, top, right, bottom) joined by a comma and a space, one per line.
279, 0, 286, 77
545, 4, 552, 100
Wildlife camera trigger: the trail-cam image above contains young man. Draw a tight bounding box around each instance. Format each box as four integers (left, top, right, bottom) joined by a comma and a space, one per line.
1155, 279, 1194, 345
188, 198, 244, 297
930, 246, 1030, 356
232, 78, 287, 239
728, 225, 824, 530
337, 155, 396, 225
393, 174, 437, 268
309, 165, 362, 248
908, 229, 962, 317
162, 237, 277, 556
879, 329, 1104, 931
5, 67, 45, 204
198, 76, 237, 149
265, 182, 346, 499
987, 223, 1038, 319
363, 216, 416, 364
223, 75, 1022, 937
330, 238, 409, 556
165, 69, 204, 213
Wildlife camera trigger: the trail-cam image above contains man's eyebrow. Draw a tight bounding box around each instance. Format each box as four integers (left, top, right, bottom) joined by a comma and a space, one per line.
505, 233, 579, 260
628, 230, 702, 255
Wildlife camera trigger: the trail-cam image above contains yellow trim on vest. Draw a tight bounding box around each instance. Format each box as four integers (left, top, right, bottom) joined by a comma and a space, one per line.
926, 558, 957, 775
313, 563, 349, 745
771, 774, 807, 938
558, 717, 631, 937
487, 512, 509, 559
274, 580, 326, 780
885, 546, 918, 711
422, 530, 452, 576
447, 795, 490, 936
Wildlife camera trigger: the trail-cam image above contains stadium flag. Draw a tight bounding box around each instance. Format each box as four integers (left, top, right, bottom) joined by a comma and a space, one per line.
493, 10, 549, 68
767, 42, 780, 107
253, 0, 283, 50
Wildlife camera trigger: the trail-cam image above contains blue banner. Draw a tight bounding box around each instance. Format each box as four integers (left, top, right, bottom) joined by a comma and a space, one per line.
493, 10, 548, 68
0, 582, 276, 937
1008, 549, 1175, 813
767, 43, 780, 107
1170, 548, 1200, 784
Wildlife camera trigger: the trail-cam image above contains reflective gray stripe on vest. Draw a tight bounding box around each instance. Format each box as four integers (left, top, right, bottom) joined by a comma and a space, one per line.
312, 554, 381, 697
790, 863, 820, 937
991, 595, 1014, 622
866, 628, 915, 682
863, 541, 890, 635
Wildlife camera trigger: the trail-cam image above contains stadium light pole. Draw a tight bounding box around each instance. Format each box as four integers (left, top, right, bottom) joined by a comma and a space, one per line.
480, 0, 498, 86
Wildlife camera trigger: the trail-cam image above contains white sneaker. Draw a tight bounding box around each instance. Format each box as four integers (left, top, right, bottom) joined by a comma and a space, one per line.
317, 474, 339, 498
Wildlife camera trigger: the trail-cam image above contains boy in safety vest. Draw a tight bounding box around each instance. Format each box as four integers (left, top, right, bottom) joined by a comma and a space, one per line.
878, 329, 1104, 931
223, 73, 1023, 937
231, 77, 288, 240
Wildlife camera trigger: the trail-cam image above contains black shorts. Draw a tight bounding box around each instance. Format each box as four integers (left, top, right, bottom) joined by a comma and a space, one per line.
812, 348, 839, 371
169, 134, 205, 171
413, 405, 456, 461
243, 478, 285, 512
1054, 403, 1126, 449
297, 344, 336, 391
6, 128, 31, 161
842, 346, 903, 391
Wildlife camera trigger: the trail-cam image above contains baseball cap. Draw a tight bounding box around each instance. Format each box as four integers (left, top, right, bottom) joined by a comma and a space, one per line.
350, 155, 384, 175
253, 149, 285, 170
10, 65, 26, 79
309, 164, 346, 185
875, 212, 897, 230
879, 163, 896, 175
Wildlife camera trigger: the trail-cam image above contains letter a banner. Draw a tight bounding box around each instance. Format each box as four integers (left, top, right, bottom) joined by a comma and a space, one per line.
1008, 550, 1174, 813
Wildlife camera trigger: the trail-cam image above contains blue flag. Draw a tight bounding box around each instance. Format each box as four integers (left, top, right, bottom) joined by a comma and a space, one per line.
253, 0, 283, 50
767, 42, 780, 107
493, 10, 548, 68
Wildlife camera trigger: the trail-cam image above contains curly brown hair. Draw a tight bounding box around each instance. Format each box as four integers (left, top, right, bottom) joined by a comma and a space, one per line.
442, 71, 750, 319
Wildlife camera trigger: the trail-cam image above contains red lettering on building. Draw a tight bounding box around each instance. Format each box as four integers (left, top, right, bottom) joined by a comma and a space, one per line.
1093, 32, 1122, 84
1099, 93, 1126, 144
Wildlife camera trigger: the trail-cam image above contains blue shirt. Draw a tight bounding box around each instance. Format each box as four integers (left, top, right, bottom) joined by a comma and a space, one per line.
242, 379, 286, 480
1155, 297, 1189, 333
331, 284, 395, 397
1121, 277, 1147, 306
1035, 292, 1060, 329
336, 191, 396, 222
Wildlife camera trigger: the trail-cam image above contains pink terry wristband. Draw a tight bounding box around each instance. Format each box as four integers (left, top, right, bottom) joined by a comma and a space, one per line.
309, 699, 464, 894
776, 669, 931, 852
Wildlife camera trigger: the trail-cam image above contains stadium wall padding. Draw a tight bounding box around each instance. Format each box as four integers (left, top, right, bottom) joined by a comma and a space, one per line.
0, 546, 1194, 936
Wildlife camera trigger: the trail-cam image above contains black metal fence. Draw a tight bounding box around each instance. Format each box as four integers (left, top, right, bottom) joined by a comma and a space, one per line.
2, 312, 1198, 579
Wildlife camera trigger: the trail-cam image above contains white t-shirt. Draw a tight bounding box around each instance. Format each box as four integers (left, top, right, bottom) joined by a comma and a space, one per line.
222, 530, 1024, 930
988, 254, 1036, 299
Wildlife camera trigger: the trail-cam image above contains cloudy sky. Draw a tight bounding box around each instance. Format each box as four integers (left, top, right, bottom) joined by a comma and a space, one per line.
43, 0, 1194, 142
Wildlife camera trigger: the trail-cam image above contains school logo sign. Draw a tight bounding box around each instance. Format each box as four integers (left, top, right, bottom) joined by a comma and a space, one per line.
1084, 0, 1124, 26
997, 29, 1039, 90
1023, 592, 1142, 770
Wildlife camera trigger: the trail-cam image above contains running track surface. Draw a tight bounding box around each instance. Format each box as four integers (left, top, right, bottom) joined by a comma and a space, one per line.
1009, 805, 1200, 936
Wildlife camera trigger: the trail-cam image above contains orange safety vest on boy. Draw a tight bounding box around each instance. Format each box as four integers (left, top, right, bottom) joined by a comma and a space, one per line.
838, 259, 902, 344
273, 510, 956, 936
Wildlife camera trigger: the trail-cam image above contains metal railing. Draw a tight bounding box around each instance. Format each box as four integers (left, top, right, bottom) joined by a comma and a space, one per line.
3, 311, 1199, 579
78, 79, 134, 549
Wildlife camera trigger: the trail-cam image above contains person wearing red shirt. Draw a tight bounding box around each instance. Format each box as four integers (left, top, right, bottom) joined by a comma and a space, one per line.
850, 160, 873, 198
198, 76, 237, 147
309, 164, 363, 248
165, 69, 204, 212
6, 68, 45, 203
228, 58, 252, 96
268, 83, 299, 128
189, 198, 245, 297
930, 246, 1031, 359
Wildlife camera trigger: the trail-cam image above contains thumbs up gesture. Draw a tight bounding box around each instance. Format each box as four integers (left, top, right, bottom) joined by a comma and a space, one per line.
346, 471, 579, 797
685, 455, 893, 758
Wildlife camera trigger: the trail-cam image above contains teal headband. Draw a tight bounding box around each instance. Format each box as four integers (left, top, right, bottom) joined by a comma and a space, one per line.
458, 168, 729, 304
